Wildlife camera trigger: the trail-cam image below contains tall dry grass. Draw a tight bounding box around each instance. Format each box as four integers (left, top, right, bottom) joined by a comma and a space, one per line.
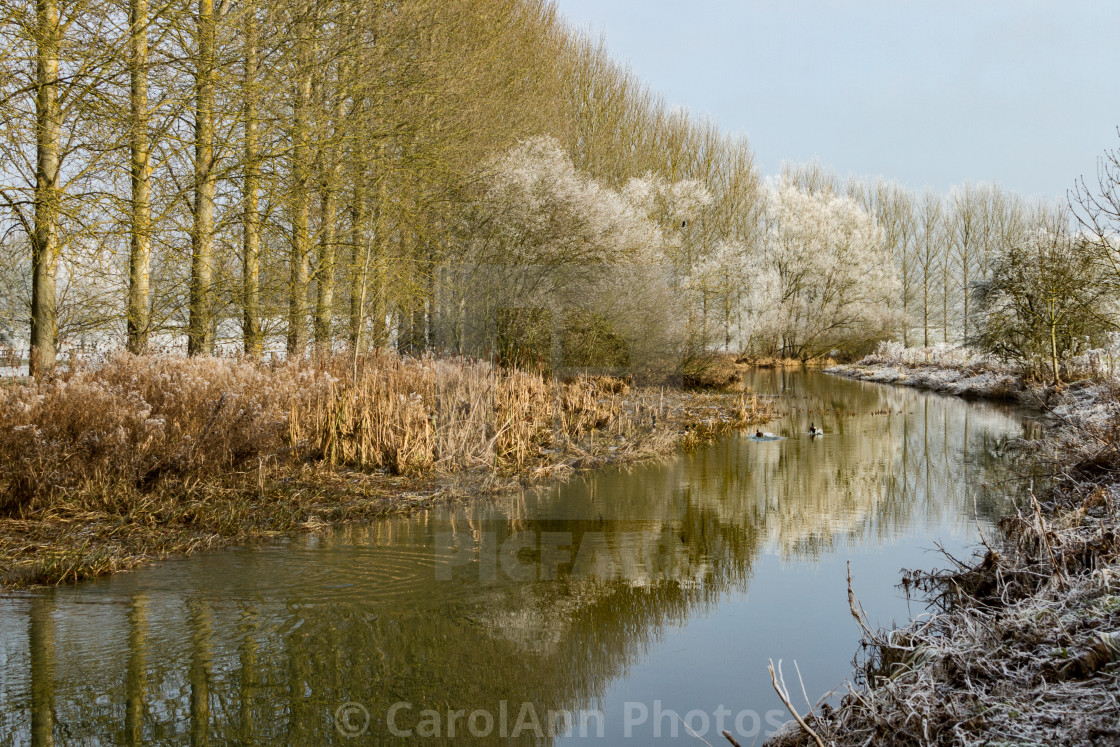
0, 353, 636, 515
292, 354, 618, 474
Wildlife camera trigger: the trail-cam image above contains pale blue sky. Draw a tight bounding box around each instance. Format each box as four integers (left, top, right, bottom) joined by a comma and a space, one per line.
550, 0, 1120, 200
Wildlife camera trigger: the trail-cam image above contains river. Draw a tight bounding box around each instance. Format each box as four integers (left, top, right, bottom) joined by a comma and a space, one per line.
0, 370, 1038, 744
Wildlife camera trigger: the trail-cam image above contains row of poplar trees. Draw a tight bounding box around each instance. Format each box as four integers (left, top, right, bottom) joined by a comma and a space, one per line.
0, 0, 761, 376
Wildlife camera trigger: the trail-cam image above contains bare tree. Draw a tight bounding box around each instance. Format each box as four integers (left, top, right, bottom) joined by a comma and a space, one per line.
974, 211, 1113, 383
240, 0, 261, 357
1070, 130, 1120, 290
187, 0, 216, 356
126, 0, 151, 353
950, 184, 981, 343
914, 191, 945, 347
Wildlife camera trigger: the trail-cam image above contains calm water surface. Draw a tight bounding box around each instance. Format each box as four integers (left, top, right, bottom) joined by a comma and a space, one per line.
0, 371, 1038, 744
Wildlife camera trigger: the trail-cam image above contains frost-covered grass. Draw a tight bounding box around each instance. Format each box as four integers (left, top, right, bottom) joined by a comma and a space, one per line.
1067, 333, 1120, 382
829, 342, 1120, 425
859, 340, 991, 369
769, 389, 1120, 746
770, 342, 1120, 747
826, 342, 1023, 400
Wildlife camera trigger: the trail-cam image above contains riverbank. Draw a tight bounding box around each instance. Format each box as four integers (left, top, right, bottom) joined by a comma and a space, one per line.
823, 341, 1027, 402
0, 353, 774, 590
765, 353, 1120, 746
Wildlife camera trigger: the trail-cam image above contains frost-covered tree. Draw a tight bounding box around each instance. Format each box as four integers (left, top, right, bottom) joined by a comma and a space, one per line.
621, 171, 719, 359
481, 137, 660, 270
690, 239, 752, 351
445, 136, 686, 377
914, 190, 947, 347
747, 179, 901, 360
873, 181, 916, 345
973, 213, 1114, 384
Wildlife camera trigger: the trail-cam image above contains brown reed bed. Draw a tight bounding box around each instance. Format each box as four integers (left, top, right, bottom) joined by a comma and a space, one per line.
736, 354, 838, 369
763, 381, 1120, 747
0, 353, 774, 589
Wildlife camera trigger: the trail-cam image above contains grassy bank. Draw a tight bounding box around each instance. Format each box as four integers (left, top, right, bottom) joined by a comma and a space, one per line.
0, 353, 774, 589
765, 350, 1120, 746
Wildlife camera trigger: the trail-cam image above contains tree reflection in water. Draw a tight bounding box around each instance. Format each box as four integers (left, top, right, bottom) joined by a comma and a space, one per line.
0, 372, 1037, 744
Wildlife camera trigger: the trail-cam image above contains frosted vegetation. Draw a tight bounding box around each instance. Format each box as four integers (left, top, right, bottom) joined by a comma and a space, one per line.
1, 0, 1118, 383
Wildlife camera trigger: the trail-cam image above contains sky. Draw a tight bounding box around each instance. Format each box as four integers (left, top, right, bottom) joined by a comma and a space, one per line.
549, 0, 1120, 201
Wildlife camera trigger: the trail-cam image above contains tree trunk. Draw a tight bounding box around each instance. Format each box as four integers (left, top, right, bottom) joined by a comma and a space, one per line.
241, 7, 261, 358
30, 0, 62, 377
902, 293, 909, 347
961, 261, 969, 343
314, 84, 347, 354
426, 248, 438, 351
370, 178, 388, 347
1049, 304, 1061, 385
942, 265, 950, 344
922, 275, 929, 347
127, 0, 152, 354
188, 0, 216, 356
287, 15, 312, 357
314, 181, 338, 353
347, 164, 367, 348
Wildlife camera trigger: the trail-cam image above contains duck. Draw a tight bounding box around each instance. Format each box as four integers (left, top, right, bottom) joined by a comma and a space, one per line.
755, 429, 765, 438
808, 423, 819, 437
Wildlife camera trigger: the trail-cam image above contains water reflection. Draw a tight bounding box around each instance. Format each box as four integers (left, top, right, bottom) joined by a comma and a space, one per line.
0, 372, 1037, 744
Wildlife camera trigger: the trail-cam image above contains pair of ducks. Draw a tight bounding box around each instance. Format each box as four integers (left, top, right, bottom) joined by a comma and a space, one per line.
754, 423, 821, 438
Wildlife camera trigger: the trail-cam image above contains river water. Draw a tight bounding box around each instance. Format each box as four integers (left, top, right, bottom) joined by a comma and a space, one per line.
0, 371, 1037, 745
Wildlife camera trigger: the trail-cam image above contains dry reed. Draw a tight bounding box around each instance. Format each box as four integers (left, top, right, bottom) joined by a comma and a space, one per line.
0, 353, 774, 588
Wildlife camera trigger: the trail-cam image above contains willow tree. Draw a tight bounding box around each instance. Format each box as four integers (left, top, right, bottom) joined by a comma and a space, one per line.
751, 178, 900, 360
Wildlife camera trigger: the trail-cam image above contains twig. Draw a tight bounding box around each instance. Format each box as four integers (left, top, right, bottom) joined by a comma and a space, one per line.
847, 561, 887, 646
678, 714, 714, 746
1028, 485, 1066, 590
768, 659, 826, 747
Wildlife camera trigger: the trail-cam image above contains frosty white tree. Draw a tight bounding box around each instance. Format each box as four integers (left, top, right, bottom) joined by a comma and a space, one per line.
746, 178, 901, 360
